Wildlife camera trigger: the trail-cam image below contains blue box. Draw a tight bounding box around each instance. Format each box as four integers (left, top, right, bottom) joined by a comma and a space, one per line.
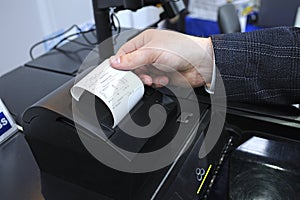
185, 16, 263, 37
185, 16, 220, 37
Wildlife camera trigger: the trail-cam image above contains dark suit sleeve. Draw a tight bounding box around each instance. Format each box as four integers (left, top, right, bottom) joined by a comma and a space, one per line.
211, 26, 300, 105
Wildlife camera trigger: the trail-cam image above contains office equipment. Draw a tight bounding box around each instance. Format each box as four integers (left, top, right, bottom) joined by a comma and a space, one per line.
230, 136, 300, 200
22, 77, 211, 199
92, 0, 186, 43
22, 62, 300, 199
257, 0, 300, 27
25, 32, 97, 75
0, 66, 72, 123
91, 0, 186, 63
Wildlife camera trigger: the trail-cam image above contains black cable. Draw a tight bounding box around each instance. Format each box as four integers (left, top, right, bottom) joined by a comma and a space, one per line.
50, 28, 95, 50
29, 24, 96, 60
90, 24, 97, 38
112, 13, 121, 34
110, 12, 118, 32
29, 24, 80, 60
52, 40, 98, 60
29, 15, 119, 60
76, 26, 98, 46
111, 12, 121, 45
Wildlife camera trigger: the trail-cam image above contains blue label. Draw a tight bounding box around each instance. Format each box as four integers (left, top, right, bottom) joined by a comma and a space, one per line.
0, 112, 12, 136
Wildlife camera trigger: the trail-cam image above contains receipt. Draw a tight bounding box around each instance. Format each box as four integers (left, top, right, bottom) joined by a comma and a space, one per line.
71, 59, 144, 128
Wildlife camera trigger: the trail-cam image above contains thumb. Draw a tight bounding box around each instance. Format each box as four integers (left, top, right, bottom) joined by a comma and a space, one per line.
110, 49, 158, 70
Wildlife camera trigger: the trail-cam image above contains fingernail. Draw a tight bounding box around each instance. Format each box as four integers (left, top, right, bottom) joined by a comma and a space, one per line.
110, 56, 121, 65
160, 80, 166, 85
141, 76, 152, 86
159, 78, 168, 86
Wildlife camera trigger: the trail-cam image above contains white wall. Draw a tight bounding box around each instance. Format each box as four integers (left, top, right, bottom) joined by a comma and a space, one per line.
0, 0, 94, 76
0, 1, 160, 76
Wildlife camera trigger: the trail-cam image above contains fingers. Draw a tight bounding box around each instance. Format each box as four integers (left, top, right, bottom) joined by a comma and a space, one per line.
138, 74, 153, 86
138, 74, 169, 88
110, 48, 160, 70
136, 70, 204, 88
108, 28, 209, 89
134, 66, 169, 87
110, 29, 161, 70
152, 76, 169, 87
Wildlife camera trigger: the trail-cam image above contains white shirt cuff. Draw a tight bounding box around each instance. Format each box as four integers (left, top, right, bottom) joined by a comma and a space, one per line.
205, 58, 216, 94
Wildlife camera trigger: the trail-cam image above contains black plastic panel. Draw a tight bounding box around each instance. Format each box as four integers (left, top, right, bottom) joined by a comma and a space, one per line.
0, 66, 72, 123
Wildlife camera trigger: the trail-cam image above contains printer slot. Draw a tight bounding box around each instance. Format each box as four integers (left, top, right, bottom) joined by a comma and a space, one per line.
97, 87, 178, 153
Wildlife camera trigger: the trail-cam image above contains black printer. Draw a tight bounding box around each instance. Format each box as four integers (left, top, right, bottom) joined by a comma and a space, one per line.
22, 75, 300, 200
22, 77, 225, 200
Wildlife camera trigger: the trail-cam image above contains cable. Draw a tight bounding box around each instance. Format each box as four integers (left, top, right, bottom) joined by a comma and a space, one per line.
29, 13, 120, 60
112, 13, 121, 34
75, 25, 98, 46
29, 24, 79, 60
109, 7, 121, 35
50, 28, 96, 50
110, 12, 121, 35
110, 11, 121, 45
29, 24, 96, 60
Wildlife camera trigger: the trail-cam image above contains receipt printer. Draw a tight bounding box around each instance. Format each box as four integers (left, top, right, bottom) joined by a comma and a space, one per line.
22, 78, 208, 199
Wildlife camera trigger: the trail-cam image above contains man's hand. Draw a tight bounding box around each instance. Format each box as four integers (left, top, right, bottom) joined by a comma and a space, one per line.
110, 29, 214, 88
